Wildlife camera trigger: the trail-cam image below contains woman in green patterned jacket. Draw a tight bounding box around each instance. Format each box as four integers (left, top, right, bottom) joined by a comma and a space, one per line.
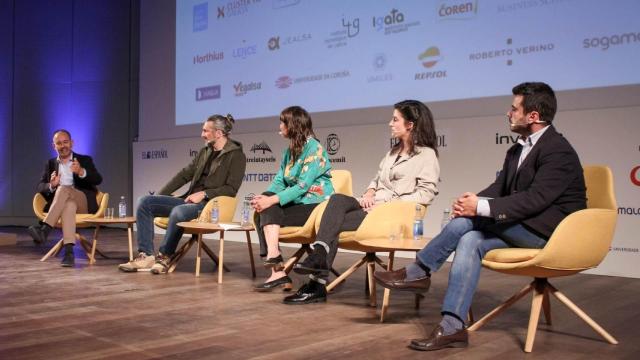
251, 106, 334, 291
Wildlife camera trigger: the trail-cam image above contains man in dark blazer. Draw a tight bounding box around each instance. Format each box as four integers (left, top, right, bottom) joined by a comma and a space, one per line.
374, 82, 586, 351
28, 129, 103, 267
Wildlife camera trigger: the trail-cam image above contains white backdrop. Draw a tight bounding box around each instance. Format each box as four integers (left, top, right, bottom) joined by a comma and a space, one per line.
133, 106, 640, 278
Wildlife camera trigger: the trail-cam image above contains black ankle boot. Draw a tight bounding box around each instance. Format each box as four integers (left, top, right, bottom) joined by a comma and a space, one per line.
293, 246, 328, 275
61, 244, 75, 267
283, 280, 327, 305
28, 222, 52, 244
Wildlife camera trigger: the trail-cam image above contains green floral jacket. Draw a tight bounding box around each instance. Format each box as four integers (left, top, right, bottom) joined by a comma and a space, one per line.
267, 137, 334, 205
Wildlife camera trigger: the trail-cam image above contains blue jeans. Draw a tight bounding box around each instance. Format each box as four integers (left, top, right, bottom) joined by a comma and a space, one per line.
416, 217, 547, 322
135, 195, 205, 256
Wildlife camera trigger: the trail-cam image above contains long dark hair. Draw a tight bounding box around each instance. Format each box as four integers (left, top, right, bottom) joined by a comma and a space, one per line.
280, 106, 315, 164
391, 100, 438, 157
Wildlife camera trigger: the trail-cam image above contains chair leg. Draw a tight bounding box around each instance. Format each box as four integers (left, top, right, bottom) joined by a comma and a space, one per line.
245, 230, 256, 278
168, 237, 196, 273
40, 239, 63, 261
524, 280, 546, 352
468, 281, 534, 331
542, 287, 552, 325
326, 256, 367, 292
547, 282, 618, 345
282, 244, 310, 274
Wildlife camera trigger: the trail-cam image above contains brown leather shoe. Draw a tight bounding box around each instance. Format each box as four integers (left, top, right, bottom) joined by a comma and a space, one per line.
373, 268, 430, 293
409, 325, 468, 351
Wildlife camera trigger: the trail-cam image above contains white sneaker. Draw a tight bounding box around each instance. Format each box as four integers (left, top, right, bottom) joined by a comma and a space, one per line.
118, 252, 155, 272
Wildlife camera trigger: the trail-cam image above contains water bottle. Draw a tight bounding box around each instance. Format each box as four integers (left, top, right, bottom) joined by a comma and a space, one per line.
412, 204, 424, 241
118, 196, 127, 218
210, 200, 219, 224
441, 208, 451, 230
241, 199, 251, 227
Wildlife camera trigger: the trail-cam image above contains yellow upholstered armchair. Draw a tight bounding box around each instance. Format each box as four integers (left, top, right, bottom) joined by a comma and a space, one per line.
326, 201, 424, 306
34, 191, 109, 262
154, 196, 238, 274
278, 169, 353, 273
468, 165, 619, 352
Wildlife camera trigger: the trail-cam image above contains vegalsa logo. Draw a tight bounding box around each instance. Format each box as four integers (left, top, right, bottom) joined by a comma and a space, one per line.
275, 76, 292, 89
631, 165, 640, 186
268, 36, 280, 50
233, 81, 261, 96
419, 47, 442, 68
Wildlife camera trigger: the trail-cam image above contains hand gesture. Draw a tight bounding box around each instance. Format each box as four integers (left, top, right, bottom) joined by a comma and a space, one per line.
50, 171, 60, 188
358, 189, 376, 211
70, 158, 84, 176
452, 192, 478, 218
185, 191, 206, 204
250, 194, 278, 213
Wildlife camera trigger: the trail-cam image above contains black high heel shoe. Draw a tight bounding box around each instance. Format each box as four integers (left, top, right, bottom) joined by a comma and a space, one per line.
263, 255, 284, 271
253, 275, 293, 292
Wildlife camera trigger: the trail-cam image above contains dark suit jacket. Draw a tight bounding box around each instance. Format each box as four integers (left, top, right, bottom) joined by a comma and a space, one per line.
478, 126, 586, 239
36, 153, 103, 213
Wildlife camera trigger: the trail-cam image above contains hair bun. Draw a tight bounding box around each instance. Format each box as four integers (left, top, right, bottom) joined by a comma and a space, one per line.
226, 114, 235, 123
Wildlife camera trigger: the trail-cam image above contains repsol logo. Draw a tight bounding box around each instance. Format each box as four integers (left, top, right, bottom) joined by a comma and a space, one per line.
244, 173, 277, 182
583, 32, 640, 51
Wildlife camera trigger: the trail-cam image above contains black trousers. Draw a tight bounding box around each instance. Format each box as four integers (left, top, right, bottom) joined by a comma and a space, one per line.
314, 194, 368, 275
255, 192, 319, 257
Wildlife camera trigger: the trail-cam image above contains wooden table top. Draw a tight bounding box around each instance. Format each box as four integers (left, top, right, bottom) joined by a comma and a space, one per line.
357, 237, 432, 251
177, 221, 254, 233
83, 216, 137, 224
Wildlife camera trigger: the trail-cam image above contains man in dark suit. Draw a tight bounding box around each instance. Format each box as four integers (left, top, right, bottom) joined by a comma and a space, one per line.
374, 82, 586, 351
28, 129, 103, 267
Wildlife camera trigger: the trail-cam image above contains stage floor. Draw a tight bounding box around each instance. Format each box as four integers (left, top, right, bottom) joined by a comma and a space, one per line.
1, 226, 638, 359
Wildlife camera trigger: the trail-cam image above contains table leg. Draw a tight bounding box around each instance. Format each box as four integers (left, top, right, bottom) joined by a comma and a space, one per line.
127, 224, 134, 261
367, 260, 377, 307
245, 230, 256, 278
380, 251, 396, 322
196, 233, 202, 277
218, 230, 225, 284
90, 225, 100, 265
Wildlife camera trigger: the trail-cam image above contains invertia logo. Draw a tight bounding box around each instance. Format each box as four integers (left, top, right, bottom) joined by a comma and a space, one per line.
631, 165, 640, 186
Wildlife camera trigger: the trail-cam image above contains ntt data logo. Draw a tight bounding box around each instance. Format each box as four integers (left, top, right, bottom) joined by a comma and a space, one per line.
437, 1, 478, 20
275, 76, 292, 89
192, 3, 208, 32
415, 47, 447, 80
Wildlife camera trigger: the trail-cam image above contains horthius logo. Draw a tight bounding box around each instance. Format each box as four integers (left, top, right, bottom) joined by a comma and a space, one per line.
192, 51, 224, 64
